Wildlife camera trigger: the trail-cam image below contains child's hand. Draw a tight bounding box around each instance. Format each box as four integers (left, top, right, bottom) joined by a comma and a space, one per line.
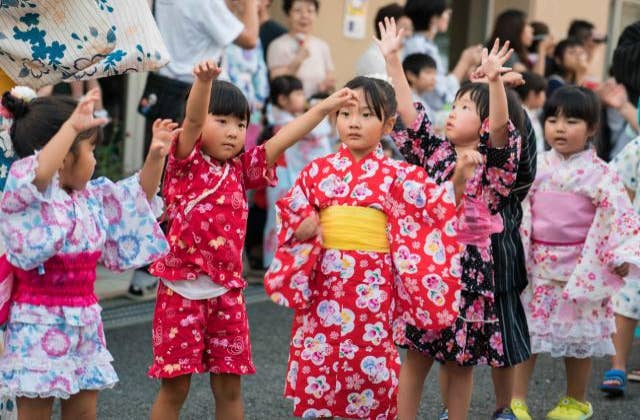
597, 80, 628, 110
470, 38, 514, 82
193, 60, 221, 82
317, 88, 358, 114
471, 71, 524, 88
148, 119, 182, 161
67, 88, 109, 133
295, 214, 320, 241
374, 17, 404, 59
455, 149, 483, 181
613, 263, 630, 277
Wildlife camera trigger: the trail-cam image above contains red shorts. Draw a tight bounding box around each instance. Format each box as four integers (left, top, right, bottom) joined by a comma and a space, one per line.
148, 282, 256, 378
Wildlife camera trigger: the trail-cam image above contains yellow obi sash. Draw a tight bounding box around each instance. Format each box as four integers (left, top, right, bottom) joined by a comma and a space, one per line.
0, 69, 15, 94
319, 206, 390, 252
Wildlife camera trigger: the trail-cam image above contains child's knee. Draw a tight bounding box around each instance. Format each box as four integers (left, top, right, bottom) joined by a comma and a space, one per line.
211, 374, 242, 402
161, 376, 191, 405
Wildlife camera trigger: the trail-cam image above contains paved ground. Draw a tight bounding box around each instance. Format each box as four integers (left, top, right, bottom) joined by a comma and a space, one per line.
89, 286, 640, 420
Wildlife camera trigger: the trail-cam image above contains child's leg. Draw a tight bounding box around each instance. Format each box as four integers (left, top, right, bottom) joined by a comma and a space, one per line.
610, 313, 639, 372
398, 349, 434, 419
512, 355, 537, 400
564, 357, 592, 401
17, 397, 54, 420
150, 374, 192, 420
439, 365, 448, 407
210, 373, 243, 420
60, 390, 98, 420
491, 365, 515, 410
444, 362, 473, 420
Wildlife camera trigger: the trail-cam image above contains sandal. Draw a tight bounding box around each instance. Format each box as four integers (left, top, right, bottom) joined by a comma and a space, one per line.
629, 368, 640, 382
600, 369, 626, 396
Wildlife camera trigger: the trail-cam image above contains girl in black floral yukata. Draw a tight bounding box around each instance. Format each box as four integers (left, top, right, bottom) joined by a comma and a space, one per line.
376, 18, 523, 420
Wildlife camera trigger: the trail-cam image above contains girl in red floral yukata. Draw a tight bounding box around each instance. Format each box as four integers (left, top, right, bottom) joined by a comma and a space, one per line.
147, 59, 358, 420
378, 18, 523, 420
264, 72, 479, 417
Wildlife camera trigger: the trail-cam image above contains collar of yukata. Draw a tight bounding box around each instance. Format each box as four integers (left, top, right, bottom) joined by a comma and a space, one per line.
339, 142, 384, 161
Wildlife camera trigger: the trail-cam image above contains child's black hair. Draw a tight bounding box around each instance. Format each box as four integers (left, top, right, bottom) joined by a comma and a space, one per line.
402, 53, 437, 78
374, 3, 405, 39
2, 92, 102, 159
283, 0, 319, 14
344, 76, 397, 121
454, 82, 525, 137
514, 71, 547, 102
203, 80, 251, 122
269, 75, 304, 105
542, 85, 600, 131
404, 0, 448, 32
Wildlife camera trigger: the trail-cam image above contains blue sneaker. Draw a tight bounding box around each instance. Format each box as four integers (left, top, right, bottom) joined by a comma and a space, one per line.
438, 407, 449, 420
493, 407, 517, 420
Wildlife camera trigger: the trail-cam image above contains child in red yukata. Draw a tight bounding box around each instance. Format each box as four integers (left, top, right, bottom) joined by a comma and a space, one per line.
147, 60, 359, 420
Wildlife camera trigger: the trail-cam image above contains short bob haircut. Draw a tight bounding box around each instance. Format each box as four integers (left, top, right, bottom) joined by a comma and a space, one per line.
404, 0, 448, 32
344, 76, 397, 121
283, 0, 319, 15
186, 80, 251, 122
542, 85, 601, 131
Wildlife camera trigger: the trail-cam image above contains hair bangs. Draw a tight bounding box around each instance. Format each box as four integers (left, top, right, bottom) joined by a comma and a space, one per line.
209, 80, 251, 122
542, 86, 600, 129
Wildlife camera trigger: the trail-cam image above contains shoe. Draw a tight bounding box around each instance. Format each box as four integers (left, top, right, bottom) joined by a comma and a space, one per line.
126, 270, 158, 301
628, 368, 640, 382
493, 407, 517, 420
545, 397, 593, 420
510, 399, 532, 420
599, 368, 626, 397
438, 407, 448, 420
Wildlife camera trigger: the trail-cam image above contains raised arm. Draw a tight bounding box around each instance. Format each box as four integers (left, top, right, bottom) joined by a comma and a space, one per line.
176, 60, 221, 159
471, 39, 513, 148
139, 119, 182, 201
264, 88, 357, 166
233, 0, 259, 49
34, 88, 108, 192
375, 17, 418, 127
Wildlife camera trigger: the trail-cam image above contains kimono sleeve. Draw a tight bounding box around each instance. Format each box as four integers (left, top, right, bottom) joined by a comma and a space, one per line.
0, 155, 66, 269
264, 162, 322, 310
89, 174, 169, 272
611, 137, 640, 195
482, 119, 522, 213
240, 145, 277, 190
391, 103, 453, 181
386, 165, 462, 332
566, 169, 640, 301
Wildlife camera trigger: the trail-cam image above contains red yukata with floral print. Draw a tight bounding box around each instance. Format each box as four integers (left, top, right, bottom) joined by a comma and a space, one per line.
149, 138, 275, 378
264, 144, 461, 419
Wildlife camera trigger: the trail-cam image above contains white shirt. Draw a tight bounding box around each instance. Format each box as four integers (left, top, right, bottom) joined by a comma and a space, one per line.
355, 42, 387, 77
162, 276, 229, 300
155, 0, 243, 83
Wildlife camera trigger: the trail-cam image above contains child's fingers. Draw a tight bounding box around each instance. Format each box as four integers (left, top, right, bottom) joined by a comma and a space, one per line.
491, 38, 500, 55
498, 40, 511, 57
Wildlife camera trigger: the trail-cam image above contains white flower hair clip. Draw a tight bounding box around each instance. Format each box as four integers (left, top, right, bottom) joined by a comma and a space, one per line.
9, 86, 37, 103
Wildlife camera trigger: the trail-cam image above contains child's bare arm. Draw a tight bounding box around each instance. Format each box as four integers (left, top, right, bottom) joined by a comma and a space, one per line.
177, 60, 221, 159
34, 88, 108, 192
375, 17, 418, 127
471, 39, 513, 148
139, 119, 182, 201
264, 88, 357, 166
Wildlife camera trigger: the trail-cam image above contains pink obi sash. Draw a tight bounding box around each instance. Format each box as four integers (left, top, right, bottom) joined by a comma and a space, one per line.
457, 196, 503, 248
11, 251, 102, 307
531, 191, 595, 245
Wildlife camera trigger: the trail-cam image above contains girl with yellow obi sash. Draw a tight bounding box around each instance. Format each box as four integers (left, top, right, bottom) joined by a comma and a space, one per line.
264, 74, 468, 419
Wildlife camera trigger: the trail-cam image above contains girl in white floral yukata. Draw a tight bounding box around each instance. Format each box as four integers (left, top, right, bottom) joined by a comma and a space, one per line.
512, 86, 640, 420
0, 88, 172, 419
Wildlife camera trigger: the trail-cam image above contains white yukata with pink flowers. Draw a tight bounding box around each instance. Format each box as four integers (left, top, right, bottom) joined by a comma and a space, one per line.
521, 149, 640, 358
0, 154, 168, 399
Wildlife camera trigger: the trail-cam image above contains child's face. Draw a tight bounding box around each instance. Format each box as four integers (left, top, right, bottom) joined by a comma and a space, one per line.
397, 16, 414, 39
544, 113, 591, 157
526, 90, 546, 110
59, 138, 97, 191
561, 46, 588, 72
336, 88, 394, 159
278, 90, 306, 115
414, 68, 437, 94
445, 92, 482, 146
201, 114, 247, 161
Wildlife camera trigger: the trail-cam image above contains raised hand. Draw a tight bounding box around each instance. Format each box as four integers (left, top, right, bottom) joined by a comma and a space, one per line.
67, 88, 109, 133
148, 119, 182, 160
470, 38, 513, 82
374, 17, 404, 58
598, 80, 628, 110
193, 59, 221, 82
317, 87, 359, 114
455, 149, 484, 181
470, 70, 525, 88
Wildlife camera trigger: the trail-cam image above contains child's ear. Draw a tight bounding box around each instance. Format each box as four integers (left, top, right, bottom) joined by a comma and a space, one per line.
405, 72, 417, 86
382, 115, 397, 135
276, 94, 289, 109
